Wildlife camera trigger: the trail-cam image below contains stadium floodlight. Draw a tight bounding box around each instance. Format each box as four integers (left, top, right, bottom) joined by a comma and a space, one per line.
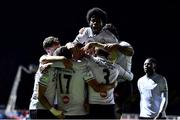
5, 64, 37, 116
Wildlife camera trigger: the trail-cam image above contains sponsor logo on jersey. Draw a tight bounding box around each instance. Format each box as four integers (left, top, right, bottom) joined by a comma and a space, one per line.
62, 96, 70, 104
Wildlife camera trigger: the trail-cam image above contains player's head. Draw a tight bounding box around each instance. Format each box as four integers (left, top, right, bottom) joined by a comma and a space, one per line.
65, 42, 85, 60
54, 46, 72, 59
144, 57, 157, 75
106, 47, 119, 63
72, 42, 85, 60
86, 7, 107, 34
103, 23, 120, 40
43, 36, 61, 55
94, 47, 109, 59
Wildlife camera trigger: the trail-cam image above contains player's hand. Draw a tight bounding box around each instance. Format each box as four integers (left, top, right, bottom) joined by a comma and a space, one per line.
62, 59, 73, 69
40, 63, 52, 73
86, 48, 95, 55
56, 112, 64, 119
83, 100, 90, 112
82, 42, 94, 51
50, 107, 64, 119
79, 27, 85, 34
41, 59, 47, 64
104, 43, 117, 51
65, 42, 75, 49
99, 84, 107, 92
82, 43, 95, 55
112, 80, 118, 88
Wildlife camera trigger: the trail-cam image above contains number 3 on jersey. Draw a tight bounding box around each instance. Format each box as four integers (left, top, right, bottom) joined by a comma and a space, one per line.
103, 68, 110, 84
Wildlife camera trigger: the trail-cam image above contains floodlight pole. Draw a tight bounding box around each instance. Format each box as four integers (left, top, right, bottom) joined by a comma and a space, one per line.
5, 64, 36, 114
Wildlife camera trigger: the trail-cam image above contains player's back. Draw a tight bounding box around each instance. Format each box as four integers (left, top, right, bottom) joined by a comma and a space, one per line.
94, 30, 119, 43
29, 67, 57, 110
115, 41, 133, 82
87, 56, 119, 104
115, 41, 132, 71
56, 60, 93, 116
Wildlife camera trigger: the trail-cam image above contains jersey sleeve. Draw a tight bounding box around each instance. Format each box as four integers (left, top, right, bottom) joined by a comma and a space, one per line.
39, 68, 54, 87
137, 78, 141, 93
50, 61, 66, 68
115, 64, 134, 81
160, 76, 168, 92
82, 66, 95, 82
95, 30, 119, 43
73, 27, 88, 44
119, 41, 131, 47
73, 27, 94, 44
39, 54, 47, 63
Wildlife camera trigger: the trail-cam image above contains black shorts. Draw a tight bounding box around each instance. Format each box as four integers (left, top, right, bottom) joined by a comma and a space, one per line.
29, 109, 57, 119
89, 104, 116, 119
65, 114, 89, 119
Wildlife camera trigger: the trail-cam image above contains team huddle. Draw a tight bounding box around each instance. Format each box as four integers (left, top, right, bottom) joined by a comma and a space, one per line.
29, 7, 168, 120
29, 7, 134, 119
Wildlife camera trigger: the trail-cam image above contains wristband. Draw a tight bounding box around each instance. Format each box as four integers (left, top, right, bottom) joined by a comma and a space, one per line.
49, 107, 61, 116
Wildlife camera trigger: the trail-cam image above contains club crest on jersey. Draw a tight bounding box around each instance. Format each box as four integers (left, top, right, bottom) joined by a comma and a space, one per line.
62, 96, 70, 104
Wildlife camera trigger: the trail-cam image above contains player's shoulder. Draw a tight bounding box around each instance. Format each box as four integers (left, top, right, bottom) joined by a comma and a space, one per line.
82, 27, 91, 33
138, 75, 146, 82
71, 59, 88, 69
39, 54, 47, 62
84, 27, 91, 30
77, 27, 91, 36
113, 63, 122, 70
154, 73, 167, 82
119, 41, 132, 47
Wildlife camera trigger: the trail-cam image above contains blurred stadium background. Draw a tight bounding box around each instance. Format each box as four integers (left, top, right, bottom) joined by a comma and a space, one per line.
0, 0, 179, 119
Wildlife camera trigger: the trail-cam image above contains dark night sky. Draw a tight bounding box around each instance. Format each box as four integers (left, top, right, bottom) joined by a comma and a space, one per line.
0, 0, 179, 114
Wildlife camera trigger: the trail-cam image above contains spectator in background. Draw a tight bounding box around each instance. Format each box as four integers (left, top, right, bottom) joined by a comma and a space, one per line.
137, 57, 168, 119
